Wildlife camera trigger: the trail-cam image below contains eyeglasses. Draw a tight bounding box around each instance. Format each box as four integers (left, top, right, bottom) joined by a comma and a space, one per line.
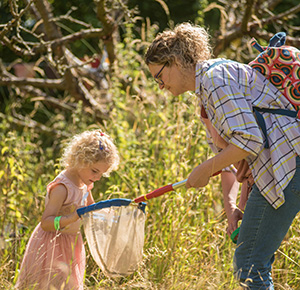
154, 63, 167, 85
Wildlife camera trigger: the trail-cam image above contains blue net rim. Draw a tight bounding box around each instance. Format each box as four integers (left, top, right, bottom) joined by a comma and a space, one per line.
77, 198, 146, 217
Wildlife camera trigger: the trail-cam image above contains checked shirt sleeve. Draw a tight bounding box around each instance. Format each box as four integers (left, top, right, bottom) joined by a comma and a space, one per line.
196, 60, 300, 209
202, 63, 264, 157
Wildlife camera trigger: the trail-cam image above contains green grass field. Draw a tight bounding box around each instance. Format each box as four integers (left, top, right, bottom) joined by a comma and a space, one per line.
1, 89, 300, 289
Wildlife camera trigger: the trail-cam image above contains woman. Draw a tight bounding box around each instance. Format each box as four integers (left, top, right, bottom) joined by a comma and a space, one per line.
145, 22, 300, 289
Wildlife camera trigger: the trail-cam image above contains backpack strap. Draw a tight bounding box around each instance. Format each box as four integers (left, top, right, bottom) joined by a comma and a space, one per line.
250, 32, 286, 53
206, 58, 298, 149
207, 60, 233, 71
253, 106, 297, 149
268, 32, 286, 47
250, 38, 264, 52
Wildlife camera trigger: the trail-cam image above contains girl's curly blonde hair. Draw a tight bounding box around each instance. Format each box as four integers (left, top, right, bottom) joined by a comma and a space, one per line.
145, 22, 212, 69
61, 130, 119, 177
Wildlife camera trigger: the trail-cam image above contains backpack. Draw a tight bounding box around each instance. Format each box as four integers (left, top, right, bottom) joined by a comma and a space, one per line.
249, 32, 300, 119
207, 32, 300, 148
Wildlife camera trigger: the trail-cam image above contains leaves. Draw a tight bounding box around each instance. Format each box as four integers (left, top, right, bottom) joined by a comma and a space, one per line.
0, 1, 300, 288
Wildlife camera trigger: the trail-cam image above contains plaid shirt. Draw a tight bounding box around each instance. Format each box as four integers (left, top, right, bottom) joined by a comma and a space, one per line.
195, 59, 300, 209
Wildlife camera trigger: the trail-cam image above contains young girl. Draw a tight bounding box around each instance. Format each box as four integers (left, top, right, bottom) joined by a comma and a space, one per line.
16, 129, 119, 290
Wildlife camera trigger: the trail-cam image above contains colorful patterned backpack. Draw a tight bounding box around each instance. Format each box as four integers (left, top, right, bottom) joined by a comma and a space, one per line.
207, 33, 300, 148
249, 32, 300, 119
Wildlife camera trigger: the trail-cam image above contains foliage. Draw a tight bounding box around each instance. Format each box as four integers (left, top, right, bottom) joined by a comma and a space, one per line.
1, 21, 300, 289
1, 0, 300, 139
127, 0, 208, 30
1, 1, 300, 289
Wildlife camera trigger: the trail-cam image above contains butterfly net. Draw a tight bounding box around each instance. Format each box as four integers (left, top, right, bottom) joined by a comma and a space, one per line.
78, 199, 146, 277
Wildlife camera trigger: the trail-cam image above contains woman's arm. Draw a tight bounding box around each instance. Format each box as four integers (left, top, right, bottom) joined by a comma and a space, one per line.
238, 180, 249, 211
186, 143, 251, 189
221, 171, 243, 236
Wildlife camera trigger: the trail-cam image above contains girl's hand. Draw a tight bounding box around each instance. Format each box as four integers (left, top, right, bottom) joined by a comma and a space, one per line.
67, 209, 80, 223
186, 163, 211, 189
226, 206, 243, 237
55, 207, 80, 232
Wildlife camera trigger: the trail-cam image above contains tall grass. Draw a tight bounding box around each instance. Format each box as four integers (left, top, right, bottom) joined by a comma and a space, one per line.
1, 26, 300, 290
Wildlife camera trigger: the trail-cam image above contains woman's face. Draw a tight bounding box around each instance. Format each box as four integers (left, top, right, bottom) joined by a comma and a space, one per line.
148, 63, 194, 96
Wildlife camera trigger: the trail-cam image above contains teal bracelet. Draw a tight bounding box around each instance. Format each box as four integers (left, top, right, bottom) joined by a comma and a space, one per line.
54, 216, 62, 231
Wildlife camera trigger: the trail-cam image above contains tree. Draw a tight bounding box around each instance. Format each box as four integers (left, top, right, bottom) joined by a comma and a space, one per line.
203, 0, 300, 60
0, 0, 136, 130
0, 0, 300, 137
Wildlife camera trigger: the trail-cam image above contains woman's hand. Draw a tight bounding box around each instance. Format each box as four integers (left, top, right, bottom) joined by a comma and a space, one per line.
186, 163, 212, 189
226, 206, 243, 237
186, 144, 250, 190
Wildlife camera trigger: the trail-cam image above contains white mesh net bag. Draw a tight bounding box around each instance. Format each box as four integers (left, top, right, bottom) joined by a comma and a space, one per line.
77, 198, 146, 277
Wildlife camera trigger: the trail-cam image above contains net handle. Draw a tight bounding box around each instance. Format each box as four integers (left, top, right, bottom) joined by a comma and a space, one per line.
77, 198, 146, 217
134, 170, 221, 203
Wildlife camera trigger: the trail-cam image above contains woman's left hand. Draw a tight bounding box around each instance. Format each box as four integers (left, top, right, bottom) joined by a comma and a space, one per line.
226, 207, 243, 236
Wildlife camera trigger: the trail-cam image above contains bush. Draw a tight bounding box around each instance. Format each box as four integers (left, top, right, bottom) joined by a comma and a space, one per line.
1, 22, 300, 290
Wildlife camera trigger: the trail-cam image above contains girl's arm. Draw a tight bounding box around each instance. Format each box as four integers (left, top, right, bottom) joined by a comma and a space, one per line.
41, 184, 79, 232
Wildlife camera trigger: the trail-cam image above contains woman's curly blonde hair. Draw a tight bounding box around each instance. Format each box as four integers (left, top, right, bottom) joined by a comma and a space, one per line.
61, 130, 119, 177
145, 22, 212, 69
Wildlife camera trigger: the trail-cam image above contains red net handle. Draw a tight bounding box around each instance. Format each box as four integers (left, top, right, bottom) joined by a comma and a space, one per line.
134, 170, 222, 203
134, 184, 173, 203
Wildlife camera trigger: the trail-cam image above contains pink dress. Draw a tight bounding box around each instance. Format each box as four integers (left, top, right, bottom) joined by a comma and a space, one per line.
15, 172, 91, 290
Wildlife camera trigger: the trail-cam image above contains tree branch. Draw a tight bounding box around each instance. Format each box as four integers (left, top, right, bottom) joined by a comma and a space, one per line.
95, 0, 117, 65
0, 0, 34, 40
241, 0, 256, 33
33, 0, 63, 41
257, 3, 300, 27
0, 112, 69, 137
32, 28, 107, 55
0, 76, 65, 89
213, 2, 300, 56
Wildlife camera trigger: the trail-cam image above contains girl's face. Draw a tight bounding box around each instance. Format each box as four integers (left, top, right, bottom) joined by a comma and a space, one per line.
78, 161, 110, 186
148, 63, 194, 96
